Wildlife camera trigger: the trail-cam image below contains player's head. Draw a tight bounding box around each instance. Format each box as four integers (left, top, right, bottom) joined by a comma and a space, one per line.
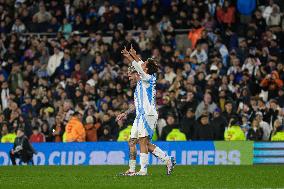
142, 57, 158, 75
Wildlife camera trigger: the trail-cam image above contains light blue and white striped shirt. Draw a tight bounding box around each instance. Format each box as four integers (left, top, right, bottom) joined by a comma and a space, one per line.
132, 60, 157, 117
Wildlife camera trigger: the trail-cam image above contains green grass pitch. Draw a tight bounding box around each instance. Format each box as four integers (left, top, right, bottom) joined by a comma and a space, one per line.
0, 165, 283, 189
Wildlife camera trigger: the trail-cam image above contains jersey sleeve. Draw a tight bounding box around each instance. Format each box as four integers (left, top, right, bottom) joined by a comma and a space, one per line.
132, 60, 151, 81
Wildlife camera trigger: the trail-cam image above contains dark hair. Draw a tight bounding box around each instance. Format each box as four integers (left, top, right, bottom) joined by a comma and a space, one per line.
17, 127, 25, 132
146, 58, 158, 75
32, 126, 39, 131
230, 115, 240, 126
73, 111, 83, 116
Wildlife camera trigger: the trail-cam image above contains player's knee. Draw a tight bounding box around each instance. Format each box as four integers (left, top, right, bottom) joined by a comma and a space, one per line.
128, 138, 137, 147
147, 142, 155, 148
139, 137, 149, 145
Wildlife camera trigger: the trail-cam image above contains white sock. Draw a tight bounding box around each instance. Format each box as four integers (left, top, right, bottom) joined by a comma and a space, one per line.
153, 147, 170, 163
140, 153, 148, 173
129, 160, 136, 172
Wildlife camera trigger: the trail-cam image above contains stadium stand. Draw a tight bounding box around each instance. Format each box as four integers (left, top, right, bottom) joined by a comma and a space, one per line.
0, 0, 284, 142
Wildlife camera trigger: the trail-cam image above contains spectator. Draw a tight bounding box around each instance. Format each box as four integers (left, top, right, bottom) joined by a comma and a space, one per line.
65, 111, 86, 142
99, 126, 114, 141
47, 17, 60, 33
164, 66, 176, 84
159, 96, 176, 119
41, 121, 52, 142
267, 5, 281, 26
188, 26, 204, 48
62, 100, 74, 125
160, 114, 178, 141
11, 18, 26, 33
276, 87, 284, 107
180, 108, 196, 140
8, 64, 23, 92
265, 99, 280, 126
21, 96, 32, 118
99, 113, 118, 140
1, 81, 9, 110
52, 116, 64, 142
33, 4, 52, 32
255, 111, 272, 141
47, 46, 64, 76
260, 71, 283, 99
85, 116, 100, 142
247, 119, 264, 141
222, 100, 234, 123
166, 128, 187, 141
193, 113, 214, 140
29, 127, 45, 143
195, 92, 217, 119
1, 124, 16, 143
224, 116, 246, 141
178, 90, 198, 116
240, 113, 251, 136
190, 43, 208, 64
58, 18, 72, 38
71, 64, 85, 82
271, 125, 284, 141
56, 49, 75, 77
216, 1, 236, 26
117, 125, 132, 142
212, 108, 227, 140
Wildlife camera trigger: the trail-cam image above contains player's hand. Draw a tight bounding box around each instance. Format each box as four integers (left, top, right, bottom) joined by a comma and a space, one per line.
116, 113, 127, 122
121, 46, 130, 57
129, 44, 136, 55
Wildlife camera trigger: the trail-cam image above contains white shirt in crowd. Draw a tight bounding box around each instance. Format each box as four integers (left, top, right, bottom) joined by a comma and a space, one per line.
242, 58, 260, 75
190, 49, 208, 64
47, 51, 64, 76
157, 118, 167, 137
259, 120, 272, 141
11, 23, 26, 33
165, 71, 176, 84
1, 88, 9, 110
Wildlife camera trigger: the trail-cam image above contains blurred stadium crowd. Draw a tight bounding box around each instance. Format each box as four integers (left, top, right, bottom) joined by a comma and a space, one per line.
1, 0, 284, 143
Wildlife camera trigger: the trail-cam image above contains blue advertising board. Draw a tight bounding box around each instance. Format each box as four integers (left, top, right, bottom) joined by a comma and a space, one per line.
0, 141, 254, 166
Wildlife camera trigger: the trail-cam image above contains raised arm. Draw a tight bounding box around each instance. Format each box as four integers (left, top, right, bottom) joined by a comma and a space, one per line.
129, 45, 151, 80
121, 46, 135, 63
129, 44, 141, 62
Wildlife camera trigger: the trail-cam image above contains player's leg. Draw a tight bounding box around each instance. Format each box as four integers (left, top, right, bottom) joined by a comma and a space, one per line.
137, 136, 149, 175
148, 143, 176, 175
148, 143, 170, 162
120, 120, 138, 175
128, 138, 137, 171
144, 115, 171, 163
146, 115, 176, 175
133, 116, 154, 176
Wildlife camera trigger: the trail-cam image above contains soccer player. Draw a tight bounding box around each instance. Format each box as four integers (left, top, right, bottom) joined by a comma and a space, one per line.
117, 46, 175, 176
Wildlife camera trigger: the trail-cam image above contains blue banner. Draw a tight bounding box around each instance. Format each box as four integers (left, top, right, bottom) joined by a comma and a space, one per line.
253, 142, 284, 164
0, 141, 253, 166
